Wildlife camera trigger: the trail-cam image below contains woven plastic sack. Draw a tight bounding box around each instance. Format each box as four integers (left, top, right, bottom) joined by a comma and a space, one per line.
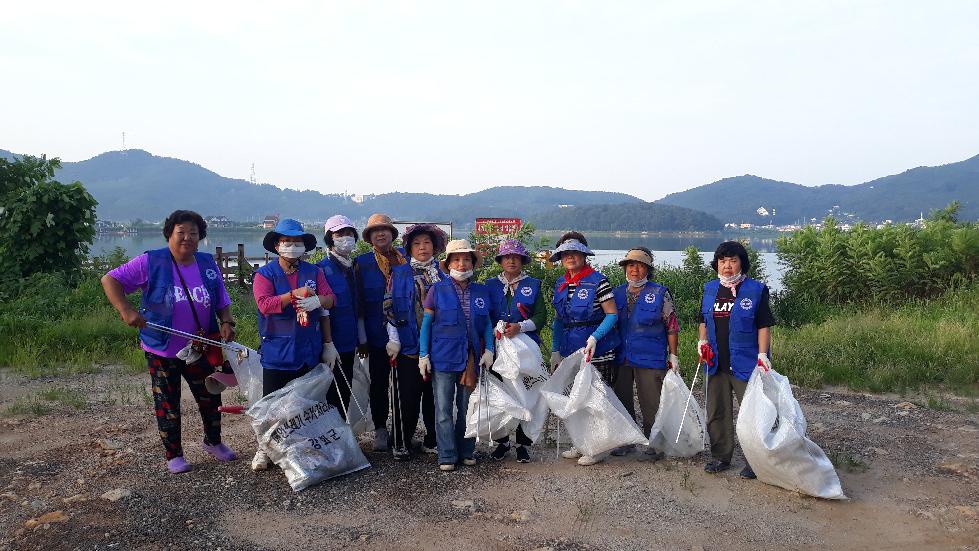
492, 326, 551, 442
465, 371, 531, 441
248, 364, 370, 491
226, 345, 263, 404
540, 351, 648, 456
736, 369, 846, 499
648, 369, 706, 457
344, 356, 374, 436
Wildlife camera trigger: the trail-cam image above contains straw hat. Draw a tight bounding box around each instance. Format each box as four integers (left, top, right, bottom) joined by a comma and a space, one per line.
617, 248, 654, 269
363, 213, 398, 241
440, 239, 482, 272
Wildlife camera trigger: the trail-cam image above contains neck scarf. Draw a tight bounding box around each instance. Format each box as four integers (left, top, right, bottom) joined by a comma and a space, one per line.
410, 256, 441, 285
329, 250, 353, 268
498, 272, 528, 295
557, 264, 595, 293
719, 272, 747, 297
374, 246, 406, 281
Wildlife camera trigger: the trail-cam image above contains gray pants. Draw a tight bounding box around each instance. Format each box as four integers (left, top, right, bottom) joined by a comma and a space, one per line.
613, 364, 668, 437
705, 369, 748, 463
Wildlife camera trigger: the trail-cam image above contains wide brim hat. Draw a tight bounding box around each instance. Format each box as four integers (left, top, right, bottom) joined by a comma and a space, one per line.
363, 213, 398, 241
440, 239, 482, 272
495, 239, 532, 264
263, 218, 317, 254
323, 214, 359, 248
618, 248, 654, 269
548, 239, 594, 262
403, 223, 448, 257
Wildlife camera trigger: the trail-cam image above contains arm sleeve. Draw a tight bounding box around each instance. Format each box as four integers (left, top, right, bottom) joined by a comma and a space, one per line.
551, 317, 564, 351
419, 311, 433, 357
386, 322, 400, 344
755, 287, 776, 328
316, 270, 334, 300
590, 313, 618, 341
484, 318, 496, 353
357, 317, 367, 345
252, 273, 284, 315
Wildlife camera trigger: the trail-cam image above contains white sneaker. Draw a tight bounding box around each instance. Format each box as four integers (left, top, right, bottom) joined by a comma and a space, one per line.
373, 428, 390, 452
462, 458, 477, 466
251, 449, 270, 471
561, 447, 582, 459
439, 463, 456, 472
577, 452, 607, 466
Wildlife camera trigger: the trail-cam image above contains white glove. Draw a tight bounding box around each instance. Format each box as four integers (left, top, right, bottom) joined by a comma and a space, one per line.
757, 352, 772, 372
321, 341, 340, 369
176, 341, 202, 364
385, 340, 401, 359
418, 355, 432, 378
516, 319, 536, 333
297, 295, 321, 312
583, 335, 598, 362
549, 351, 563, 372
479, 349, 494, 370
668, 353, 680, 371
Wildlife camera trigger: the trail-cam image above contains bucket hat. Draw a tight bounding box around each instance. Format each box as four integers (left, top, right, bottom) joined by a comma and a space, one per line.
495, 239, 531, 264
618, 248, 654, 269
403, 223, 448, 257
263, 219, 317, 254
440, 239, 482, 272
363, 213, 398, 241
548, 238, 594, 262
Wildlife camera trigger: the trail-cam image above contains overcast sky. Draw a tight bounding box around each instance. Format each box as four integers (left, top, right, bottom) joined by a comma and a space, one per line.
2, 1, 977, 200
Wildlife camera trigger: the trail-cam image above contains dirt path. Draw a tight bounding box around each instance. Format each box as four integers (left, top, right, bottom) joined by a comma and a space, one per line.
1, 367, 977, 551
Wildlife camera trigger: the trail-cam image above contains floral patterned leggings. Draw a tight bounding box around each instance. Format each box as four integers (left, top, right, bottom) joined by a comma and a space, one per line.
146, 352, 223, 460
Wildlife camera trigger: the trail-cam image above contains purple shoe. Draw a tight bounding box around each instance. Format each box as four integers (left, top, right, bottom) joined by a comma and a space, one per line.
167, 456, 192, 474
202, 442, 238, 462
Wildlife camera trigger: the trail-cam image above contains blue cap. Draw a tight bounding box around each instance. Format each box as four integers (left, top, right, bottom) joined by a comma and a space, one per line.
263, 219, 317, 253
548, 239, 594, 262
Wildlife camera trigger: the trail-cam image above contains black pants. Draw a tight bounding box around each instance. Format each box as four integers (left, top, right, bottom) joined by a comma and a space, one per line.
390, 354, 424, 449
326, 351, 356, 420
263, 364, 313, 396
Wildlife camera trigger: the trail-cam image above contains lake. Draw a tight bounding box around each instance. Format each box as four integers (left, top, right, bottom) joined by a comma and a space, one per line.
91, 230, 785, 291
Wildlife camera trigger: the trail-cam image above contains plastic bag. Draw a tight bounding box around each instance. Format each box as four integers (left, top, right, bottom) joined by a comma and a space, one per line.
540, 351, 648, 456
248, 364, 370, 491
648, 369, 706, 458
492, 326, 551, 442
465, 371, 532, 440
225, 345, 263, 404
344, 356, 374, 436
736, 369, 846, 499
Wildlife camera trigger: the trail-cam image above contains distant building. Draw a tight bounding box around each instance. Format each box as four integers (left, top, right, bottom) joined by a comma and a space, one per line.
351, 194, 365, 204
558, 204, 573, 208
263, 214, 280, 229
739, 223, 754, 229
206, 215, 233, 228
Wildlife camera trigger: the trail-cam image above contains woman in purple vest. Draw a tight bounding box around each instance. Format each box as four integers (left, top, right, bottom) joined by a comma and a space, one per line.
250, 219, 336, 471
418, 239, 496, 472
610, 247, 681, 459
382, 223, 448, 459
101, 210, 238, 474
549, 231, 621, 466
697, 241, 775, 479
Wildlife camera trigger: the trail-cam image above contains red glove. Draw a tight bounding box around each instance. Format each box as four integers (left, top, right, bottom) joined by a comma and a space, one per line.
698, 339, 714, 364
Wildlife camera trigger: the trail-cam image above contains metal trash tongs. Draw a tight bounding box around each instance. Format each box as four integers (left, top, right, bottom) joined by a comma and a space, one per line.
145, 321, 248, 355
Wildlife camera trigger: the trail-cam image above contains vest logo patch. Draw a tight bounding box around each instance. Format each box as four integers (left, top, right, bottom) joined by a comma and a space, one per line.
474, 297, 486, 309
576, 288, 589, 300
305, 280, 317, 291
644, 293, 656, 304
740, 297, 753, 310
520, 286, 533, 297
205, 268, 218, 281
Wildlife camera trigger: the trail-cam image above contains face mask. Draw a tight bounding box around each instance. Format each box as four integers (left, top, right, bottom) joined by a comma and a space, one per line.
278, 243, 305, 259
333, 236, 356, 255
627, 277, 646, 288
450, 269, 473, 281
719, 272, 745, 285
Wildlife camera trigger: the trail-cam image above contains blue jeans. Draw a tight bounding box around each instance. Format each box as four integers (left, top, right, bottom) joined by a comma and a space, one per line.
432, 370, 474, 465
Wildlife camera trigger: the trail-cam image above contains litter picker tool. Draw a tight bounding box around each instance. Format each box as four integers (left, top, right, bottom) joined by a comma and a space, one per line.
675, 360, 702, 445
145, 321, 244, 352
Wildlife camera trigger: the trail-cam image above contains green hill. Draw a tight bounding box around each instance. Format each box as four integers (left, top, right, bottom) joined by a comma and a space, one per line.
531, 202, 723, 232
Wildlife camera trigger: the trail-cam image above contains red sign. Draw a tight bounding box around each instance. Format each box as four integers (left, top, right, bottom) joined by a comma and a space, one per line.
475, 218, 522, 236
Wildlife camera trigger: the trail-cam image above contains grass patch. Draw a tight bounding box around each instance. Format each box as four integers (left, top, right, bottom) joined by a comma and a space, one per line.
827, 450, 870, 473
4, 386, 89, 417
37, 386, 88, 409
4, 396, 51, 417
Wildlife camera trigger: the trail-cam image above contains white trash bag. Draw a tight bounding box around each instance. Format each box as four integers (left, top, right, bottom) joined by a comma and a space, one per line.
226, 345, 263, 404
648, 369, 706, 458
344, 356, 374, 436
248, 364, 370, 492
492, 324, 551, 442
736, 369, 846, 500
465, 372, 531, 441
540, 350, 648, 457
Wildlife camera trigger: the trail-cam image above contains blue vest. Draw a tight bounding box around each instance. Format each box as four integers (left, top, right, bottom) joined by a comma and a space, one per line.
613, 282, 669, 369
701, 278, 766, 381
389, 263, 444, 356
316, 256, 358, 354
139, 248, 221, 350
486, 276, 542, 344
430, 279, 491, 373
256, 261, 324, 371
354, 250, 404, 348
552, 271, 621, 358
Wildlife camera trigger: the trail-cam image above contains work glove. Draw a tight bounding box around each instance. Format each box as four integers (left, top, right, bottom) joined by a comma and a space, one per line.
479, 349, 494, 370
418, 355, 432, 379
583, 335, 598, 362
549, 351, 563, 372
176, 341, 203, 364
296, 295, 321, 312
321, 341, 340, 369
697, 339, 714, 364
385, 340, 401, 359
668, 353, 680, 371
757, 352, 772, 372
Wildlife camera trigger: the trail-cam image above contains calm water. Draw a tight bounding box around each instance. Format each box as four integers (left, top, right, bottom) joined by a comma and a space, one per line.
92, 231, 785, 291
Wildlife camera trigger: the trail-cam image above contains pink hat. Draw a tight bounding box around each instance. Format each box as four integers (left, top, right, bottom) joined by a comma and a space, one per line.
323, 214, 359, 247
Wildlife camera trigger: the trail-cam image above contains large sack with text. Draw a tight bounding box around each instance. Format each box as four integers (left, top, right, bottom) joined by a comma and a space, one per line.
648, 369, 707, 458
736, 369, 846, 500
540, 350, 648, 457
492, 325, 551, 442
465, 371, 531, 441
248, 364, 370, 491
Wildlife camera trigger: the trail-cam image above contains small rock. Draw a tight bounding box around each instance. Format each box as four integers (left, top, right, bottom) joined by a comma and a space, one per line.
509, 510, 532, 522
450, 499, 474, 510
0, 492, 17, 500
100, 489, 132, 502
63, 494, 87, 504
29, 499, 47, 510
894, 401, 917, 410
819, 393, 831, 399
620, 471, 634, 478
24, 519, 40, 530
954, 505, 978, 521
959, 425, 978, 433
76, 479, 85, 485
835, 400, 851, 406
860, 412, 872, 421
872, 417, 889, 424
936, 461, 977, 478
37, 511, 68, 524
915, 509, 936, 520
809, 422, 826, 433
529, 547, 555, 551
27, 482, 41, 491
359, 534, 369, 542
868, 447, 888, 456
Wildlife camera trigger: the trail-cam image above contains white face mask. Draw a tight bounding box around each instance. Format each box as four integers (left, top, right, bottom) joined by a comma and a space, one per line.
278, 243, 305, 259
719, 272, 745, 285
450, 269, 473, 281
627, 277, 646, 288
333, 236, 356, 255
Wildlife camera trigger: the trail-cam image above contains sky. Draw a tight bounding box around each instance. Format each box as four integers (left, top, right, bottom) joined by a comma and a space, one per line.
2, 0, 978, 201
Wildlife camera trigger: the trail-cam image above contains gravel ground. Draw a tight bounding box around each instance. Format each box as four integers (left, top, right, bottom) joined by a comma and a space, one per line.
1, 367, 977, 551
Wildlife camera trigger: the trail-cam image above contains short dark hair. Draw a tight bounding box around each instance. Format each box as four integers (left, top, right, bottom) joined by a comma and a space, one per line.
710, 241, 750, 274
324, 227, 360, 248
163, 210, 207, 240
555, 231, 588, 248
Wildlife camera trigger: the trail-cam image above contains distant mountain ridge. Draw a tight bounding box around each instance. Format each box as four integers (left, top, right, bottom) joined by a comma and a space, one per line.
656, 155, 979, 223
